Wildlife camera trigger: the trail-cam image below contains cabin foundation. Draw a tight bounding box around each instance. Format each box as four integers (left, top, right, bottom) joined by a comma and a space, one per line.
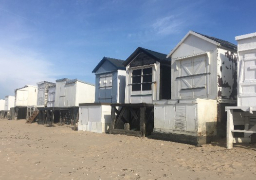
37, 107, 79, 127
109, 103, 154, 137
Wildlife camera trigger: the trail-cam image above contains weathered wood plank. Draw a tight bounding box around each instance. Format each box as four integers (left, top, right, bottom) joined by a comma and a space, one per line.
140, 107, 146, 137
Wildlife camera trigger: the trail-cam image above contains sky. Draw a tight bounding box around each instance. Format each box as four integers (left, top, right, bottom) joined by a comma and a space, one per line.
0, 0, 255, 98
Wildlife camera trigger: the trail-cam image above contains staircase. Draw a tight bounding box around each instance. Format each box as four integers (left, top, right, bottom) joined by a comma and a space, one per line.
26, 110, 39, 123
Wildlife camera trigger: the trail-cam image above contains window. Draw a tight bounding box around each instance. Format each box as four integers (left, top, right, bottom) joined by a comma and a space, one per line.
132, 68, 152, 91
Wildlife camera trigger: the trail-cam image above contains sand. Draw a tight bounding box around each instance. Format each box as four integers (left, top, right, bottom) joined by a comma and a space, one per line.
0, 119, 256, 180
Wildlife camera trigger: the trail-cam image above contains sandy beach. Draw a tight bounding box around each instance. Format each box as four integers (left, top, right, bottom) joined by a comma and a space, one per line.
0, 119, 256, 180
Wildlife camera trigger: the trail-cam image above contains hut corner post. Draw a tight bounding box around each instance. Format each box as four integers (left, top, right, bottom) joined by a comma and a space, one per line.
110, 105, 116, 134
140, 106, 146, 137
226, 109, 234, 149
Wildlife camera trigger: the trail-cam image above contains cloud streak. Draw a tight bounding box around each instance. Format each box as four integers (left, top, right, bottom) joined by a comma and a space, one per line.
152, 15, 184, 35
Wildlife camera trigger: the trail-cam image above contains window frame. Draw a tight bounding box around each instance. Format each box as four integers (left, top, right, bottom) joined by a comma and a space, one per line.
130, 65, 154, 95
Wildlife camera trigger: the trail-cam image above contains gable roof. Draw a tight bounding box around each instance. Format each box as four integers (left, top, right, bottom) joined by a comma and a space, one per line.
167, 31, 237, 58
56, 78, 69, 82
92, 57, 125, 73
123, 47, 171, 66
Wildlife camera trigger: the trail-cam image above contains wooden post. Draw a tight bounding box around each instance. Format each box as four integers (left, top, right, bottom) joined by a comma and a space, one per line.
110, 106, 116, 134
59, 111, 62, 125
46, 110, 50, 126
15, 108, 19, 120
227, 109, 234, 149
26, 107, 28, 120
51, 110, 54, 124
140, 106, 146, 137
42, 110, 45, 125
39, 110, 42, 124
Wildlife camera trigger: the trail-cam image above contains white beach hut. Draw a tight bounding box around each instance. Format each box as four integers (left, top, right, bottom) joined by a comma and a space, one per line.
226, 32, 256, 149
154, 31, 237, 145
0, 99, 5, 111
13, 85, 38, 120
15, 85, 38, 107
5, 96, 15, 110
0, 99, 5, 118
64, 79, 95, 107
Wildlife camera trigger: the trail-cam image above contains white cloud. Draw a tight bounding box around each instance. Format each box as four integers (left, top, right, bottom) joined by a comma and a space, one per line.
0, 46, 56, 97
153, 15, 184, 35
0, 9, 57, 98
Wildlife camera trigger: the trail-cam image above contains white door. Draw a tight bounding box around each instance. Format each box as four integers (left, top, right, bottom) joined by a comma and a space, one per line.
177, 55, 208, 99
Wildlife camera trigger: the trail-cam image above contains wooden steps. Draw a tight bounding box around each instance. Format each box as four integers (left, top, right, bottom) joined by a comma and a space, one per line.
26, 110, 39, 123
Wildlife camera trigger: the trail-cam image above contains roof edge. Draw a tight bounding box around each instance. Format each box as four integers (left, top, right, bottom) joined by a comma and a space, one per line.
236, 32, 256, 41
167, 31, 220, 58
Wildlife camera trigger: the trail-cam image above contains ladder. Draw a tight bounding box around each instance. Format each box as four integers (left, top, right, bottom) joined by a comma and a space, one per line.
26, 110, 39, 123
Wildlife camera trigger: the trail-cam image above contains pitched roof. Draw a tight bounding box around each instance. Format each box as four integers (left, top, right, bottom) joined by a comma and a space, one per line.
92, 57, 125, 73
56, 78, 69, 82
123, 47, 171, 66
194, 31, 237, 51
167, 31, 237, 58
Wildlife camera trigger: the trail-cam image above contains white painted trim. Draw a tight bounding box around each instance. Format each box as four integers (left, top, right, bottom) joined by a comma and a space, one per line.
167, 31, 219, 58
172, 52, 208, 61
235, 32, 256, 40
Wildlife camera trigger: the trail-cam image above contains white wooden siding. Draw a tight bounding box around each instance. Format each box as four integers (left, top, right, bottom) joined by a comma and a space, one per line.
4, 96, 15, 110
236, 32, 256, 106
154, 99, 217, 144
15, 86, 37, 107
0, 99, 5, 110
177, 55, 208, 99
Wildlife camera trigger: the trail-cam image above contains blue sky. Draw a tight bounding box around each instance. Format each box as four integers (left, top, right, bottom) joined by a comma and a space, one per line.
0, 0, 255, 98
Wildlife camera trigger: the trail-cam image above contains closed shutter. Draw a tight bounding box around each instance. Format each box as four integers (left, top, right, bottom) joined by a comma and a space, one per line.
177, 55, 208, 99
98, 73, 113, 102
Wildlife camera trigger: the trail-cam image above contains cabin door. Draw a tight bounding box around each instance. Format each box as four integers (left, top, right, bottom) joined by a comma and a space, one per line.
177, 55, 208, 99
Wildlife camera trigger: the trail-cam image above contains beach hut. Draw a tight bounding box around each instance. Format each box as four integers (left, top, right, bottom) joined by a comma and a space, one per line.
79, 57, 125, 133
154, 31, 237, 145
37, 81, 55, 107
37, 78, 95, 125
92, 57, 126, 103
123, 47, 171, 103
109, 47, 171, 137
13, 85, 38, 120
0, 99, 5, 118
5, 96, 15, 110
0, 99, 4, 110
226, 32, 256, 149
15, 85, 38, 107
1, 96, 15, 119
54, 78, 94, 107
64, 79, 95, 107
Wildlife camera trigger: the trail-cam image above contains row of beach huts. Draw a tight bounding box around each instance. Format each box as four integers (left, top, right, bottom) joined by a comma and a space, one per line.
1, 30, 256, 149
